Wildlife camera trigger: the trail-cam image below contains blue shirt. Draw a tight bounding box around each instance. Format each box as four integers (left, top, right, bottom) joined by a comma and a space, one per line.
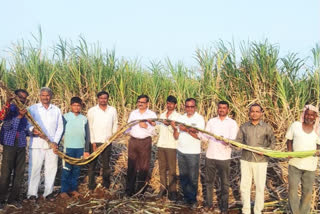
63, 112, 90, 151
0, 104, 28, 147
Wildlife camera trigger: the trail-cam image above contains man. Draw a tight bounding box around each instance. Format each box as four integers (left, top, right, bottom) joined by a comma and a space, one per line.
157, 95, 180, 201
87, 91, 118, 191
126, 94, 157, 196
286, 104, 320, 214
0, 89, 29, 210
203, 101, 238, 213
176, 98, 205, 208
236, 103, 276, 214
27, 87, 64, 201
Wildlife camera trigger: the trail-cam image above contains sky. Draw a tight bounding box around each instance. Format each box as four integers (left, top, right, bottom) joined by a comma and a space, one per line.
1, 0, 319, 67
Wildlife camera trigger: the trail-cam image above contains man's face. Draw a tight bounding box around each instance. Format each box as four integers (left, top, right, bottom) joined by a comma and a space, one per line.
249, 106, 263, 121
185, 100, 196, 116
71, 103, 82, 114
217, 104, 229, 117
17, 92, 28, 105
137, 97, 148, 111
40, 91, 51, 105
98, 94, 108, 106
166, 101, 176, 112
304, 109, 318, 125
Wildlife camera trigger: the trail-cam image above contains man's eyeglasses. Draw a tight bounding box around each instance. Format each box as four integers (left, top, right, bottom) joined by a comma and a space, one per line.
185, 105, 195, 108
137, 101, 148, 104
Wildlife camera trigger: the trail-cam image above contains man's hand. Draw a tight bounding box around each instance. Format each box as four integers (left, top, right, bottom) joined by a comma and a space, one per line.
188, 127, 199, 134
92, 143, 97, 152
139, 121, 148, 129
17, 109, 27, 118
179, 124, 188, 132
163, 120, 170, 126
33, 128, 45, 139
51, 143, 58, 154
147, 119, 156, 126
83, 152, 90, 158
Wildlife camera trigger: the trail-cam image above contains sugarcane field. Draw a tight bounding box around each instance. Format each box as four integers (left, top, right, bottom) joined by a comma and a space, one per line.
0, 31, 319, 214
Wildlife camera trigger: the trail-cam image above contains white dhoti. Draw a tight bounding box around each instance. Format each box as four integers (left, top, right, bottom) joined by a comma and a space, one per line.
27, 148, 58, 198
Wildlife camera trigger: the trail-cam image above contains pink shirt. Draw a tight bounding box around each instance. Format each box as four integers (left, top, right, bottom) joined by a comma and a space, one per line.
127, 109, 157, 139
204, 116, 238, 160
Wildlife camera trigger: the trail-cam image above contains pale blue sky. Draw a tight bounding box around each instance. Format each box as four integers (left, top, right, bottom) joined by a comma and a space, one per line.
1, 0, 319, 66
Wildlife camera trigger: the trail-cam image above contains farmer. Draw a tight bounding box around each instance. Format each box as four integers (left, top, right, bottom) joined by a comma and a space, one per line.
201, 101, 238, 213
125, 94, 157, 196
0, 89, 29, 210
236, 103, 276, 214
60, 97, 90, 199
156, 95, 180, 201
286, 104, 320, 214
176, 98, 205, 208
87, 91, 118, 191
27, 87, 64, 201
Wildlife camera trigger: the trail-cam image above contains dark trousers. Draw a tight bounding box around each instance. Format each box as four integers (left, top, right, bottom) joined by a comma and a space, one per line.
126, 136, 151, 195
177, 151, 200, 204
158, 147, 177, 193
61, 148, 83, 193
88, 143, 112, 190
205, 158, 230, 211
288, 165, 315, 214
0, 142, 26, 202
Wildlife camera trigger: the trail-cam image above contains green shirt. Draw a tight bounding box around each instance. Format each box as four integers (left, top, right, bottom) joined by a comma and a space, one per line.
63, 112, 90, 151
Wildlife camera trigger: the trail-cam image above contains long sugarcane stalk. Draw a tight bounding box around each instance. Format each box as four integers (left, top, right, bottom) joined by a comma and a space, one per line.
1, 82, 318, 165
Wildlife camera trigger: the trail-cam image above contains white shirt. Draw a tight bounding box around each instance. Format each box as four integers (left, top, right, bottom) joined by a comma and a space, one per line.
205, 116, 238, 160
157, 110, 180, 149
177, 112, 205, 154
128, 109, 157, 139
87, 105, 118, 143
28, 103, 64, 149
286, 121, 320, 171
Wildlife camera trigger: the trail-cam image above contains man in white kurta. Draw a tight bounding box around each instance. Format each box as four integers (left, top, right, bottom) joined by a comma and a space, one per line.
286, 104, 320, 214
27, 87, 63, 200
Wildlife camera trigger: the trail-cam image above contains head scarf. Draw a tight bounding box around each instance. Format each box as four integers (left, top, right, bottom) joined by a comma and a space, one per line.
300, 104, 320, 136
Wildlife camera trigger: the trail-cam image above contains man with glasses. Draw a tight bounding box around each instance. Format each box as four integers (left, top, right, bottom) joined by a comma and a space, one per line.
0, 89, 29, 210
176, 98, 205, 208
125, 94, 157, 197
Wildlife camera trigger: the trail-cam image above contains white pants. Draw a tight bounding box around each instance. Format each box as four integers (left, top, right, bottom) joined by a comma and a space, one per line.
27, 148, 58, 198
240, 160, 268, 214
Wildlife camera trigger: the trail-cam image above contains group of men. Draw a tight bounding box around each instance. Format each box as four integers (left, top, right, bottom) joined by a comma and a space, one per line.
0, 88, 319, 214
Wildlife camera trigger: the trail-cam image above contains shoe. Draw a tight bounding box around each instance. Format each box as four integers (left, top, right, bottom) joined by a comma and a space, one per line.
70, 191, 81, 198
28, 195, 37, 202
0, 201, 5, 211
59, 192, 70, 199
7, 201, 22, 209
45, 193, 56, 202
168, 191, 177, 201
156, 189, 167, 198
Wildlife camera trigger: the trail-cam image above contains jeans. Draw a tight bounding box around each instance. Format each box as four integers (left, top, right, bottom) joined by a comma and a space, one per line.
205, 158, 230, 211
0, 141, 26, 202
177, 151, 200, 204
61, 148, 83, 193
288, 165, 315, 214
88, 143, 112, 190
158, 147, 177, 193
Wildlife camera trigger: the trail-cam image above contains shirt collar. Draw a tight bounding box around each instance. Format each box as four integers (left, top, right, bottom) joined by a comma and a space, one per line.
249, 120, 263, 126
38, 103, 53, 110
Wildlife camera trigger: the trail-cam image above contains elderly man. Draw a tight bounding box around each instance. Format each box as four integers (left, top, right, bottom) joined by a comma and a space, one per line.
87, 91, 118, 191
236, 103, 276, 214
27, 87, 64, 201
176, 98, 205, 208
203, 101, 238, 213
157, 95, 180, 201
0, 89, 29, 210
286, 104, 320, 214
126, 94, 157, 197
